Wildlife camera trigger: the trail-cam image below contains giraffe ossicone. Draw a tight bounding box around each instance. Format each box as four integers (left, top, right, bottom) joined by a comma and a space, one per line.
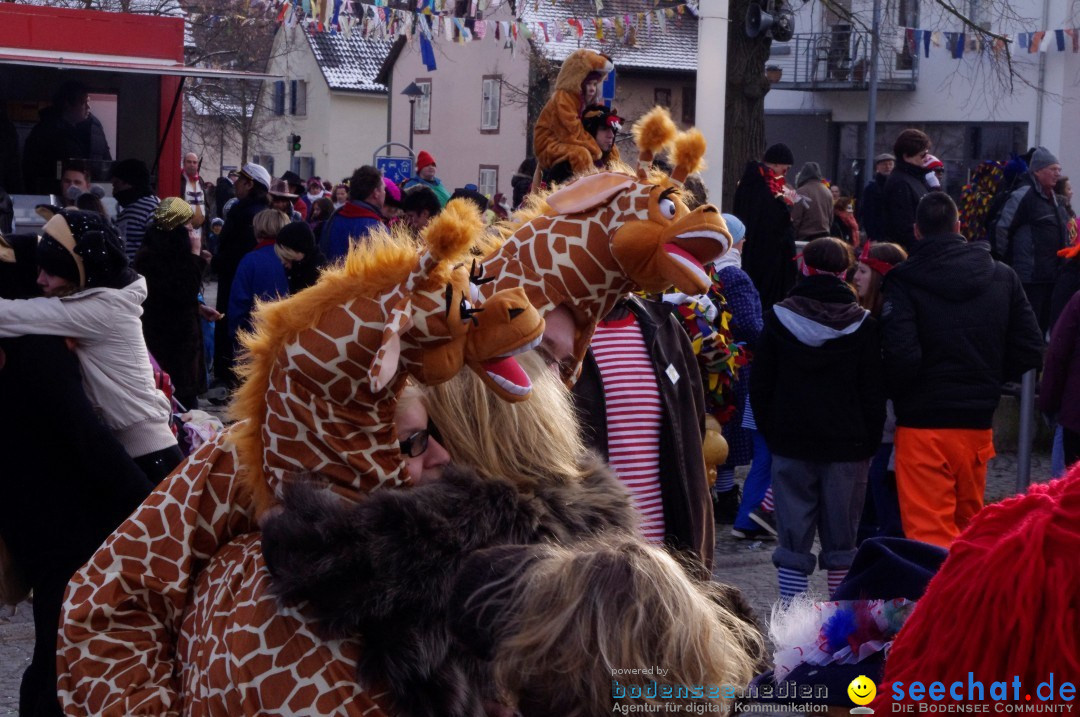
479, 105, 732, 378
230, 198, 544, 514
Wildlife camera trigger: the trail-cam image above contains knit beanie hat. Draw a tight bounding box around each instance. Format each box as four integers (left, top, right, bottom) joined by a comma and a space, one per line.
873, 465, 1080, 708
109, 158, 152, 193
276, 221, 316, 256
416, 151, 436, 171
763, 142, 794, 165
1029, 146, 1060, 173
37, 213, 84, 288
38, 210, 131, 291
721, 213, 746, 244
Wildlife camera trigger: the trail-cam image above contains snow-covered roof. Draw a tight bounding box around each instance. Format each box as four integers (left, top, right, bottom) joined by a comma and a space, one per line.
522, 0, 697, 73
306, 30, 394, 93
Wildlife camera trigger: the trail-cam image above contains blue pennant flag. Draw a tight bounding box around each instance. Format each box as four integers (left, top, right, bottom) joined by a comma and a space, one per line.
419, 32, 437, 71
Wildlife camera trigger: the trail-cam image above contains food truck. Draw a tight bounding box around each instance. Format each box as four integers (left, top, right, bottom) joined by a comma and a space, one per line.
0, 2, 274, 232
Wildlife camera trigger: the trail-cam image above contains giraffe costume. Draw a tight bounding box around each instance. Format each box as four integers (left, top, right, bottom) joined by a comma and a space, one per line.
57, 201, 544, 716
481, 106, 733, 379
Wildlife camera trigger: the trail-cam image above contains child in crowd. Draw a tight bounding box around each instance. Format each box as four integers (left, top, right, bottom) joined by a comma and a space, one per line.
705, 215, 767, 533
0, 209, 182, 482
750, 237, 885, 599
853, 242, 908, 541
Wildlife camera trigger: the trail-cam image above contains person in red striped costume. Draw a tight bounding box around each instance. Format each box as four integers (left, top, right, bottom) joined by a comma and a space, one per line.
572, 295, 714, 573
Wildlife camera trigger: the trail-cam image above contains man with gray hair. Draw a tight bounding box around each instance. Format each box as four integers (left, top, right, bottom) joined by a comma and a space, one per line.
994, 146, 1070, 333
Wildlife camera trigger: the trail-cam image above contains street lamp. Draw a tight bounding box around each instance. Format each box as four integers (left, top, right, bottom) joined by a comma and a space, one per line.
401, 82, 424, 151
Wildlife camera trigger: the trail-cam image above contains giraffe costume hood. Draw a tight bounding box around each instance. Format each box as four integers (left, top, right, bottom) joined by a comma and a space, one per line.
482, 106, 732, 377
230, 198, 544, 514
57, 200, 543, 717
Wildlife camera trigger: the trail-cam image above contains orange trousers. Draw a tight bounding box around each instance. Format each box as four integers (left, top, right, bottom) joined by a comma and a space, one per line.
894, 426, 996, 548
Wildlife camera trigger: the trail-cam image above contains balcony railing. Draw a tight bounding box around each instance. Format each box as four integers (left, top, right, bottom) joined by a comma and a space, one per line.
766, 29, 918, 91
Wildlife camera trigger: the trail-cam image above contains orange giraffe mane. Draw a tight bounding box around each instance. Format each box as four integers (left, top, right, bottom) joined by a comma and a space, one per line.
229, 225, 454, 511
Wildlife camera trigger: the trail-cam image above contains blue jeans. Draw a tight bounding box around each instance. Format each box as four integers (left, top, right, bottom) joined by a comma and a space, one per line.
734, 430, 772, 532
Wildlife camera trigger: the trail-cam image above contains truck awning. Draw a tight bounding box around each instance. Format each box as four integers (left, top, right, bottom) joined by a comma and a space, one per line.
0, 48, 280, 80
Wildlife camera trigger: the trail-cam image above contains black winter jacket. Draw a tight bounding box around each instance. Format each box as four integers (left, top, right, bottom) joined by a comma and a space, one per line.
880, 233, 1044, 429
572, 296, 714, 571
211, 194, 270, 313
734, 161, 796, 310
858, 172, 889, 242
993, 172, 1069, 284
882, 160, 929, 251
750, 275, 885, 462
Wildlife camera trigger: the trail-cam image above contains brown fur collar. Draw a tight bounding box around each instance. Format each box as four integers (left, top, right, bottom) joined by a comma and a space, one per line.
262, 456, 636, 717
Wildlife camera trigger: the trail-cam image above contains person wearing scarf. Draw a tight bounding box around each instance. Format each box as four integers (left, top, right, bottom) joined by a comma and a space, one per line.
734, 143, 798, 311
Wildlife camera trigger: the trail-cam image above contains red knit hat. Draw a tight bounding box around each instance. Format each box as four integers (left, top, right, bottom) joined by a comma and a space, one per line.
416, 150, 436, 171
873, 466, 1080, 709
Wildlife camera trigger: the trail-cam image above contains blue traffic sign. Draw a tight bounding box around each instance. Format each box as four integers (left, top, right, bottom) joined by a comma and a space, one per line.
376, 156, 413, 185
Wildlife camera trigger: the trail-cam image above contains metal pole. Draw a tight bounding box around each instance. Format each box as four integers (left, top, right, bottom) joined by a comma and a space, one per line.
409, 99, 416, 151
863, 0, 881, 192
1033, 0, 1051, 146
1017, 368, 1037, 492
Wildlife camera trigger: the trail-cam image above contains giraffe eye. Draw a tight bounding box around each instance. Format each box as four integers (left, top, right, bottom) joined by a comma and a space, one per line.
658, 197, 677, 219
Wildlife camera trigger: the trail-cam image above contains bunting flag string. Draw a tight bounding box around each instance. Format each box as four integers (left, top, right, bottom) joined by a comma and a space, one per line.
898, 24, 1080, 60
254, 0, 688, 47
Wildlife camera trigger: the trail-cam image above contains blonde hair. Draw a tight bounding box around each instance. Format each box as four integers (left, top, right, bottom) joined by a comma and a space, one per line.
423, 350, 589, 488
488, 539, 763, 715
253, 208, 289, 240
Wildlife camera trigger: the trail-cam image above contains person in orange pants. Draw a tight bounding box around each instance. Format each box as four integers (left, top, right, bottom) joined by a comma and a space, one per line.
893, 427, 996, 547
879, 192, 1042, 549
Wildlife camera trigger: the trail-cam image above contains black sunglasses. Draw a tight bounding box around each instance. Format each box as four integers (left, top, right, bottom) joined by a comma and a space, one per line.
399, 420, 442, 458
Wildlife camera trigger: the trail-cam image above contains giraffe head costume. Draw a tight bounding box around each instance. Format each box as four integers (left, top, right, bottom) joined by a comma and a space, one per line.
480, 106, 731, 377
230, 199, 544, 514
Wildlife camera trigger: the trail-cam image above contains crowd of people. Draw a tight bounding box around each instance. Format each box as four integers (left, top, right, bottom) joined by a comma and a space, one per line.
1, 67, 1078, 715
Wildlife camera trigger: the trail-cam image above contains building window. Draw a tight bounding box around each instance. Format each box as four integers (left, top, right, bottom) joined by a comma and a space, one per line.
478, 164, 498, 197
253, 153, 275, 176
414, 79, 432, 133
290, 80, 307, 117
681, 86, 696, 125
291, 155, 315, 179
897, 0, 918, 26
654, 88, 671, 107
481, 75, 501, 132
272, 81, 285, 116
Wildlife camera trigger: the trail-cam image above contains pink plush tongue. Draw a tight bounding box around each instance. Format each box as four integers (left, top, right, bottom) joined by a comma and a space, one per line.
665, 243, 704, 268
482, 355, 532, 392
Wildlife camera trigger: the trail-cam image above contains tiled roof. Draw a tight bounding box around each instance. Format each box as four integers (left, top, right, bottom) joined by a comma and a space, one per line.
306, 30, 394, 93
520, 0, 697, 73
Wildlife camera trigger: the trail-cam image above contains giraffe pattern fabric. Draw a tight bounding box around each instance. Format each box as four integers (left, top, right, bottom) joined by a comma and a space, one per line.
58, 434, 394, 716
57, 205, 543, 716
480, 169, 732, 378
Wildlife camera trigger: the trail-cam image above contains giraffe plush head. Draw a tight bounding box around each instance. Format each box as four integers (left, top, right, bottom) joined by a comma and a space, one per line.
230, 199, 543, 513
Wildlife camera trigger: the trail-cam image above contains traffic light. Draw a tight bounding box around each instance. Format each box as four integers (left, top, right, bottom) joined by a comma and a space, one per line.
288, 133, 301, 152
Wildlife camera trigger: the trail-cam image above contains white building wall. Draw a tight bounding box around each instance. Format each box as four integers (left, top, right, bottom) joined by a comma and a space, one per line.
254, 26, 388, 183
764, 0, 1080, 174
387, 2, 532, 200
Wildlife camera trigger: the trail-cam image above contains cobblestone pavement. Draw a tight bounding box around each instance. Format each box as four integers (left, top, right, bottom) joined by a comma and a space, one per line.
0, 451, 1054, 714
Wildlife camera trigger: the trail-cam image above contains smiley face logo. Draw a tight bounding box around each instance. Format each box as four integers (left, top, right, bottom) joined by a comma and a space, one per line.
848, 675, 877, 706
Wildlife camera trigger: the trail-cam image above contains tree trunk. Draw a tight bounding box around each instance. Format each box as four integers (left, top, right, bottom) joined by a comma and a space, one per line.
721, 0, 773, 211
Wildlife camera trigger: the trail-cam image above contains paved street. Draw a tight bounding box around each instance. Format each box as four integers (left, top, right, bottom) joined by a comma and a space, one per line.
0, 451, 1053, 714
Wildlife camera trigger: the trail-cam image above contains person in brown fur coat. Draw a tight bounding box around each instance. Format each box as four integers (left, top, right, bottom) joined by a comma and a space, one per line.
533, 49, 614, 176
